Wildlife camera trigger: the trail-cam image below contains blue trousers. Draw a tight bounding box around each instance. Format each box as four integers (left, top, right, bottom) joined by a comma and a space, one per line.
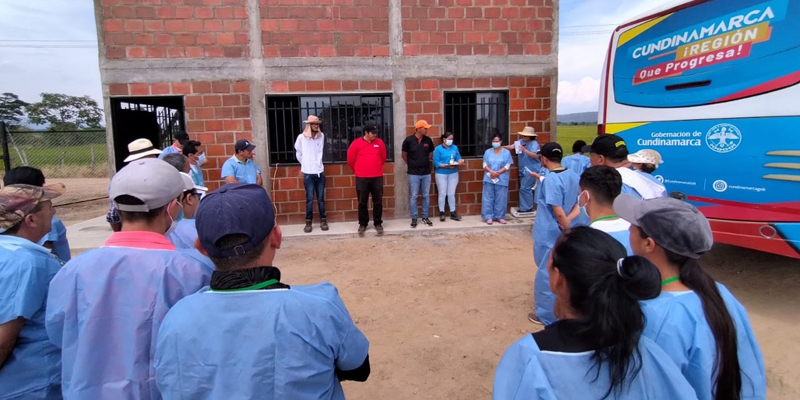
519, 174, 536, 212
409, 174, 431, 219
303, 173, 327, 220
533, 243, 556, 325
481, 182, 509, 220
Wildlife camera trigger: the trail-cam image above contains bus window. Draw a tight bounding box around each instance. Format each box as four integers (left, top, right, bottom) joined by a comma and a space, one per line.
613, 0, 800, 108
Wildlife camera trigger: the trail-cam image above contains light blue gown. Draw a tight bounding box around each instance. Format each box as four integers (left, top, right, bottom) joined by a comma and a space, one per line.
641, 283, 766, 400
37, 216, 70, 262
561, 153, 590, 176
166, 219, 198, 249
155, 283, 369, 400
482, 148, 514, 220
517, 140, 541, 212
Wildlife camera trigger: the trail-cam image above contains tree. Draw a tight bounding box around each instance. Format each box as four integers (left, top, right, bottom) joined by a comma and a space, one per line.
26, 93, 103, 130
0, 92, 29, 128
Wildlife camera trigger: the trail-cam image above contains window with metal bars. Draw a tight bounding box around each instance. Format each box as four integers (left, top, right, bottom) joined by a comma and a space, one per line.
443, 91, 509, 158
266, 94, 394, 166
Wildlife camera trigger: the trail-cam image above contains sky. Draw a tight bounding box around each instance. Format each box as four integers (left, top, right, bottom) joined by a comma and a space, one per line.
0, 0, 671, 118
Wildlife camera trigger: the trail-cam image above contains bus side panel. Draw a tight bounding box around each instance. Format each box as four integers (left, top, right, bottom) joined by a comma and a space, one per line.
612, 116, 800, 258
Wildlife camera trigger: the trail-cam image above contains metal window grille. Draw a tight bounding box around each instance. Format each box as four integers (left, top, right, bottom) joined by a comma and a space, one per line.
266, 94, 394, 166
117, 101, 184, 148
443, 91, 509, 158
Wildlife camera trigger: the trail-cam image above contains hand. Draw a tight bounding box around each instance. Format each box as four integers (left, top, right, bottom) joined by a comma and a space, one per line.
458, 159, 465, 165
530, 171, 540, 179
490, 172, 499, 179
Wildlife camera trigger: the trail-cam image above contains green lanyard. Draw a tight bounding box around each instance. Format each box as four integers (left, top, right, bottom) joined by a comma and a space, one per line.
208, 279, 278, 293
661, 276, 680, 286
591, 214, 619, 224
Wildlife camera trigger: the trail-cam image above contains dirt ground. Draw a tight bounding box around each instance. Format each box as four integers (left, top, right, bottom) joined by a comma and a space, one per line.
275, 230, 800, 400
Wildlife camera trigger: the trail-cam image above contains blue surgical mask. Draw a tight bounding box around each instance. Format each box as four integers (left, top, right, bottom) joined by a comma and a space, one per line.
492, 142, 501, 149
445, 139, 454, 147
578, 190, 589, 217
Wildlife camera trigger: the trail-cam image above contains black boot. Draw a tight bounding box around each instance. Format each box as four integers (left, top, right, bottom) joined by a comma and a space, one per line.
450, 211, 462, 221
303, 220, 312, 233
439, 211, 446, 222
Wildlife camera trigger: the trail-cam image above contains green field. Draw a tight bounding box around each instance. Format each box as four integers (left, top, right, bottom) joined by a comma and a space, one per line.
556, 125, 597, 149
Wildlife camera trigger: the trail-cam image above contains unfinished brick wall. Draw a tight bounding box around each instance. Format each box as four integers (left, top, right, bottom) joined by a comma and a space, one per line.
260, 0, 390, 57
100, 0, 249, 59
401, 0, 554, 56
109, 80, 252, 191
403, 76, 552, 218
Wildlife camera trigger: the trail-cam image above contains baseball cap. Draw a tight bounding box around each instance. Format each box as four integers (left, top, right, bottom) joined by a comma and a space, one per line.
178, 172, 197, 192
195, 183, 275, 258
613, 194, 713, 259
590, 134, 628, 158
174, 131, 190, 142
415, 120, 432, 129
538, 142, 564, 159
0, 183, 65, 232
235, 139, 256, 152
110, 158, 185, 212
124, 138, 162, 162
363, 123, 378, 134
628, 149, 664, 166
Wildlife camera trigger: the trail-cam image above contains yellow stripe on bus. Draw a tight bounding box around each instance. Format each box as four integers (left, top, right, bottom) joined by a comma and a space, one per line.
605, 122, 649, 134
617, 15, 672, 48
763, 174, 800, 182
765, 163, 800, 170
767, 151, 800, 157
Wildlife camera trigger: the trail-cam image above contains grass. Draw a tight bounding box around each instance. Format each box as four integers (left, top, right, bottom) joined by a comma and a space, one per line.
556, 125, 597, 149
1, 143, 109, 178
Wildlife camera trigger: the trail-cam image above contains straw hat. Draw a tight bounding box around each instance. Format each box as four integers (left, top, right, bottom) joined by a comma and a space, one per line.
304, 115, 322, 124
628, 149, 664, 166
517, 126, 538, 137
123, 139, 162, 162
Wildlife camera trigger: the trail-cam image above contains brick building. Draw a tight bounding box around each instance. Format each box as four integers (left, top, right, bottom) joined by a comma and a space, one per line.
95, 0, 558, 224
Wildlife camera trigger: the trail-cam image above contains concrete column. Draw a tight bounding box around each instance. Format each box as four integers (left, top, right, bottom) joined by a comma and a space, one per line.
247, 0, 270, 191
389, 0, 409, 219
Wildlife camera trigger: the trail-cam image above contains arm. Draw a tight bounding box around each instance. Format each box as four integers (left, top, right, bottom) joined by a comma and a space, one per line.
294, 135, 303, 162
0, 318, 25, 369
401, 151, 408, 164
225, 176, 239, 184
347, 142, 357, 172
552, 206, 570, 231
256, 173, 263, 186
565, 203, 581, 222
221, 160, 237, 184
379, 140, 387, 164
521, 147, 539, 159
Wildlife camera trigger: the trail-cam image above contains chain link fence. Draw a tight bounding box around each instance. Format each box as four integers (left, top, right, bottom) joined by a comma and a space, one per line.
0, 123, 110, 206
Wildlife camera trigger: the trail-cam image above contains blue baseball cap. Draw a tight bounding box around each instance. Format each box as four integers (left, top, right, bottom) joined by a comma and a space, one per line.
196, 183, 275, 258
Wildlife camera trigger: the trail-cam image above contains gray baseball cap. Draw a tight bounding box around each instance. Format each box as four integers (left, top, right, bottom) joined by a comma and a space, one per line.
110, 158, 185, 212
613, 194, 714, 259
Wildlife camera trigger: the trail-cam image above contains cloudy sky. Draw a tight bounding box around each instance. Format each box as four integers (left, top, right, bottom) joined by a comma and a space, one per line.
0, 0, 668, 117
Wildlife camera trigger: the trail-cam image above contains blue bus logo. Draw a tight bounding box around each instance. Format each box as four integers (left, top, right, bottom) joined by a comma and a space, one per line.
706, 123, 742, 153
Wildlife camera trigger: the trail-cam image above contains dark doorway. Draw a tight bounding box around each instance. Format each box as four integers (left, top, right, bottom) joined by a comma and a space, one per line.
110, 96, 184, 172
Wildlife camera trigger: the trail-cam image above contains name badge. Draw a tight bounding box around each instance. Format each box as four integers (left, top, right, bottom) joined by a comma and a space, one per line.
374, 144, 379, 148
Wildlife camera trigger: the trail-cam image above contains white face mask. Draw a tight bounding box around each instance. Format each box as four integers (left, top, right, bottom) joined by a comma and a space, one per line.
445, 139, 454, 147
197, 152, 207, 165
165, 201, 182, 236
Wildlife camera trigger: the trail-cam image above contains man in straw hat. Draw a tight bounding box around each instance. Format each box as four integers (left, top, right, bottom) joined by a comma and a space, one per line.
107, 138, 163, 232
0, 183, 65, 399
509, 126, 541, 214
295, 115, 329, 233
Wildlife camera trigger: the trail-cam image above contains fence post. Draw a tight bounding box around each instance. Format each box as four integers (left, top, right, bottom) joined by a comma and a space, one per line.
91, 146, 95, 171
60, 151, 66, 169
0, 122, 9, 173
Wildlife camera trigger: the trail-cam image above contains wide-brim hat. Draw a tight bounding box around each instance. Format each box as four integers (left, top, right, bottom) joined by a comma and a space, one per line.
517, 126, 538, 137
304, 115, 322, 124
628, 149, 664, 166
124, 138, 162, 162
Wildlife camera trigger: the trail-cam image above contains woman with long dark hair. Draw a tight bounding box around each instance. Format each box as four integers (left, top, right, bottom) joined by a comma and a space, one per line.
494, 227, 697, 399
615, 195, 766, 400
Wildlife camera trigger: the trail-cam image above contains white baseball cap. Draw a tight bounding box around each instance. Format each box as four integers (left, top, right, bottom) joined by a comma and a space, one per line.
110, 158, 185, 212
179, 172, 208, 192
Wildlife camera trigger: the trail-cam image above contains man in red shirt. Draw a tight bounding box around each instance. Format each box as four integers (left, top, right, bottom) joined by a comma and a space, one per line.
347, 123, 387, 237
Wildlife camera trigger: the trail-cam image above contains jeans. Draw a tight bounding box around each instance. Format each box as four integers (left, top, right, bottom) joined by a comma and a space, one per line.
356, 177, 383, 227
408, 174, 431, 219
303, 173, 327, 220
434, 173, 459, 213
481, 182, 509, 220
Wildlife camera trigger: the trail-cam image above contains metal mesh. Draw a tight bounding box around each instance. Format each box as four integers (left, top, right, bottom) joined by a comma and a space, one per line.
0, 125, 109, 206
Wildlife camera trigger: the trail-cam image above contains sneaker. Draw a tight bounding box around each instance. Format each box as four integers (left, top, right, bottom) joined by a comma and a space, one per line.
519, 209, 534, 213
486, 219, 493, 225
375, 224, 384, 236
498, 219, 507, 224
357, 225, 367, 237
439, 211, 446, 222
422, 218, 433, 226
320, 219, 329, 231
303, 220, 312, 233
528, 313, 544, 325
450, 211, 462, 221
411, 219, 418, 228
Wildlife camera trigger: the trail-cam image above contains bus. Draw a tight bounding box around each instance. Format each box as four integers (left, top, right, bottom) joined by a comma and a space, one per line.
599, 0, 800, 258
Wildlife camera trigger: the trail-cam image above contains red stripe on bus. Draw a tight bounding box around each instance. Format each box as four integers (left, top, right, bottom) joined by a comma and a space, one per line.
713, 70, 800, 103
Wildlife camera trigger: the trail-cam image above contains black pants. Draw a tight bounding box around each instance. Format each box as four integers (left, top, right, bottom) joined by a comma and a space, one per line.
356, 177, 383, 227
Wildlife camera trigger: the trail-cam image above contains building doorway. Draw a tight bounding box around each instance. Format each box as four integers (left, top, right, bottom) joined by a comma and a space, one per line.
110, 96, 184, 171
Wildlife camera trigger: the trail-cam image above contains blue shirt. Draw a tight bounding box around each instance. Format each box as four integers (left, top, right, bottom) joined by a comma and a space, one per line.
221, 155, 261, 184
494, 333, 698, 400
158, 145, 179, 159
189, 164, 204, 187
516, 139, 541, 175
166, 219, 198, 250
533, 169, 581, 247
46, 232, 213, 400
562, 153, 590, 176
642, 283, 766, 400
590, 218, 633, 255
482, 148, 514, 187
155, 283, 369, 400
0, 235, 62, 400
38, 216, 70, 262
433, 144, 462, 175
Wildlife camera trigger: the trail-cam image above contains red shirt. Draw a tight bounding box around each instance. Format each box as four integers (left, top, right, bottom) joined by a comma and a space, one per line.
347, 137, 387, 178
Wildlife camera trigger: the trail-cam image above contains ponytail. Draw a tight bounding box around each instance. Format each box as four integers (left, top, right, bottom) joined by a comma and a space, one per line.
552, 227, 661, 398
665, 250, 742, 400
